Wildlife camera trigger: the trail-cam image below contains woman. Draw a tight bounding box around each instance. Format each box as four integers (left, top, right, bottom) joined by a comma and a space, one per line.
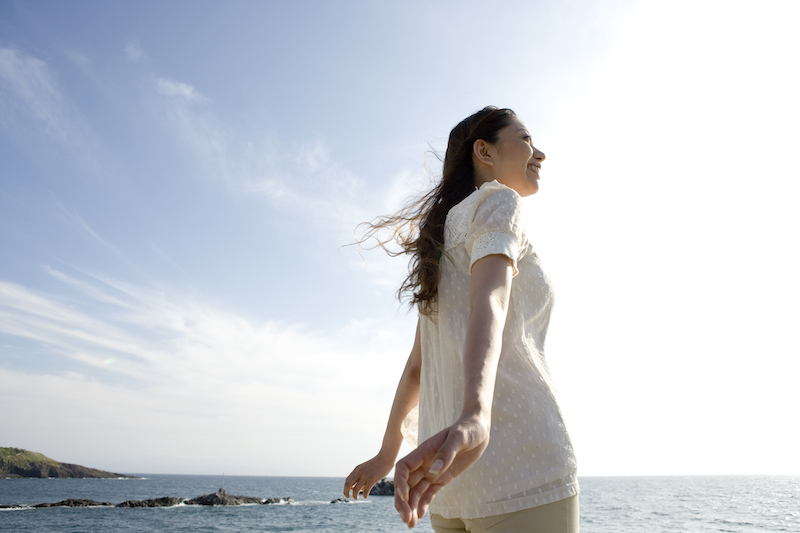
344, 107, 579, 532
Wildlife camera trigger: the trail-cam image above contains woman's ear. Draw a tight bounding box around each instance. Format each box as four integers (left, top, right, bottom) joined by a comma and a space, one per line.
473, 139, 494, 166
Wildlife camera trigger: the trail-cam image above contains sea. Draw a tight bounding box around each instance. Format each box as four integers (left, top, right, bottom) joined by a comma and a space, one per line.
1, 475, 798, 532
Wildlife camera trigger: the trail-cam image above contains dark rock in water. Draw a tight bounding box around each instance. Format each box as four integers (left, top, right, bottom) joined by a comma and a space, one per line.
185, 490, 263, 506
369, 478, 395, 496
117, 497, 185, 508
0, 504, 25, 509
32, 499, 114, 508
264, 497, 295, 504
330, 498, 349, 504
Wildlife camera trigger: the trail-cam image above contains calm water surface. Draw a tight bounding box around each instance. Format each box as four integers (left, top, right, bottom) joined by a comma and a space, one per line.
1, 475, 797, 532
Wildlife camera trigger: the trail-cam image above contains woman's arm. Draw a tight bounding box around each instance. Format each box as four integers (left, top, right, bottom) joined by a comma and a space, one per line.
394, 254, 513, 528
343, 319, 422, 500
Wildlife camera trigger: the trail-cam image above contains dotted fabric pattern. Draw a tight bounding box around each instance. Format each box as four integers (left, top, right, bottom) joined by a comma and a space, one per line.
410, 180, 579, 520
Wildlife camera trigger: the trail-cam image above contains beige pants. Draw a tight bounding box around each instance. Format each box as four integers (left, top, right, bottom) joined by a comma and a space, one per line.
430, 495, 579, 533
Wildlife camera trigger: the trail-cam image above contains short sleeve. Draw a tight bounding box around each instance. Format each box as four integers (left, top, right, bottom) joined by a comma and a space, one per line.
464, 182, 527, 276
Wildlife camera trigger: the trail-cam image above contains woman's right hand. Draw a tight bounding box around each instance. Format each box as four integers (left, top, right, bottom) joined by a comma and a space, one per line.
343, 452, 395, 500
394, 414, 491, 528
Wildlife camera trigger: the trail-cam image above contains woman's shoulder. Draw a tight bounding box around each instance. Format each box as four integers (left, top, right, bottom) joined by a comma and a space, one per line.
449, 181, 521, 217
476, 179, 521, 198
445, 181, 526, 248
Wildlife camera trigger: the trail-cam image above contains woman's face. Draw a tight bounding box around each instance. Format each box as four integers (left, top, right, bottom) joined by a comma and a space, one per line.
484, 118, 546, 197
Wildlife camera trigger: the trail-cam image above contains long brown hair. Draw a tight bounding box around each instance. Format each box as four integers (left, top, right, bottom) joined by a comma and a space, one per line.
361, 106, 517, 315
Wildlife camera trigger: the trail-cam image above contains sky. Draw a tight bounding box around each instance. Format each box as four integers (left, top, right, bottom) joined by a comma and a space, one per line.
1, 0, 798, 478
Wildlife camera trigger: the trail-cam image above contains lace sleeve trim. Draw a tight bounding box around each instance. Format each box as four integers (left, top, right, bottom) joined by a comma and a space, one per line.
469, 229, 522, 276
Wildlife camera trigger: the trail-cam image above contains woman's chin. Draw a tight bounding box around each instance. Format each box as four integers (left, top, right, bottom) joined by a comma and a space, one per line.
521, 180, 539, 197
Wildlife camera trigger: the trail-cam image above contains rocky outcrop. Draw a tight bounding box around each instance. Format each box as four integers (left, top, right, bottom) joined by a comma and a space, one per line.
264, 497, 295, 504
0, 447, 135, 479
369, 478, 395, 496
2, 487, 300, 509
32, 499, 115, 508
330, 478, 394, 503
117, 497, 185, 508
185, 488, 263, 506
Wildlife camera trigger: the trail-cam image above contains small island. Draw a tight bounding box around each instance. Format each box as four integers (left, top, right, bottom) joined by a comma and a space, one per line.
1, 447, 136, 479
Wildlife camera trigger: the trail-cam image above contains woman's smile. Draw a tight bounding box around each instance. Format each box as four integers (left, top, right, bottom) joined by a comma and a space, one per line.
479, 118, 546, 197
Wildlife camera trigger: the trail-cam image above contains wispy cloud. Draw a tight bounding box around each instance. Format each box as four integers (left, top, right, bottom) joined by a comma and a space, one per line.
145, 71, 429, 297
0, 47, 109, 175
53, 202, 135, 268
0, 267, 411, 474
147, 73, 395, 244
0, 48, 63, 131
124, 41, 144, 61
155, 76, 206, 102
148, 72, 423, 300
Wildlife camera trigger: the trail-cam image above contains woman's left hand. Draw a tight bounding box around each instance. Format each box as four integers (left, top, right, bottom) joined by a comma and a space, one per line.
344, 453, 395, 500
393, 414, 490, 528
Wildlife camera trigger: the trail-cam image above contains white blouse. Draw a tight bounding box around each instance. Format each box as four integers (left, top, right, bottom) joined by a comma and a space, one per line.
404, 180, 579, 520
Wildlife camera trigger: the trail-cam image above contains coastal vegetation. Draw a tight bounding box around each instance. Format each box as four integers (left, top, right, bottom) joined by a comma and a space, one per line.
0, 447, 134, 479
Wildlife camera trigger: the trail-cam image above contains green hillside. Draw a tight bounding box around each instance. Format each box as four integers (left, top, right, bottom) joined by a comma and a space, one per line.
1, 447, 60, 466
0, 447, 135, 479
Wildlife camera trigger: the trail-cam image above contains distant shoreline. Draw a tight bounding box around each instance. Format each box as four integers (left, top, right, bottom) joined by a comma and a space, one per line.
0, 447, 137, 479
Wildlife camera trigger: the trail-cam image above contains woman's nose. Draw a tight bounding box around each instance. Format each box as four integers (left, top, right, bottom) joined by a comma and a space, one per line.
534, 148, 545, 161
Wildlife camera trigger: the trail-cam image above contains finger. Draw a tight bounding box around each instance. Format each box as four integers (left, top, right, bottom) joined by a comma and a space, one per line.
428, 430, 469, 475
417, 499, 431, 524
409, 507, 420, 529
406, 467, 428, 490
398, 426, 456, 479
428, 449, 456, 476
394, 462, 411, 501
397, 447, 428, 475
399, 429, 447, 469
363, 482, 373, 499
395, 490, 412, 524
407, 478, 431, 518
343, 473, 354, 498
344, 468, 362, 498
418, 483, 443, 516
